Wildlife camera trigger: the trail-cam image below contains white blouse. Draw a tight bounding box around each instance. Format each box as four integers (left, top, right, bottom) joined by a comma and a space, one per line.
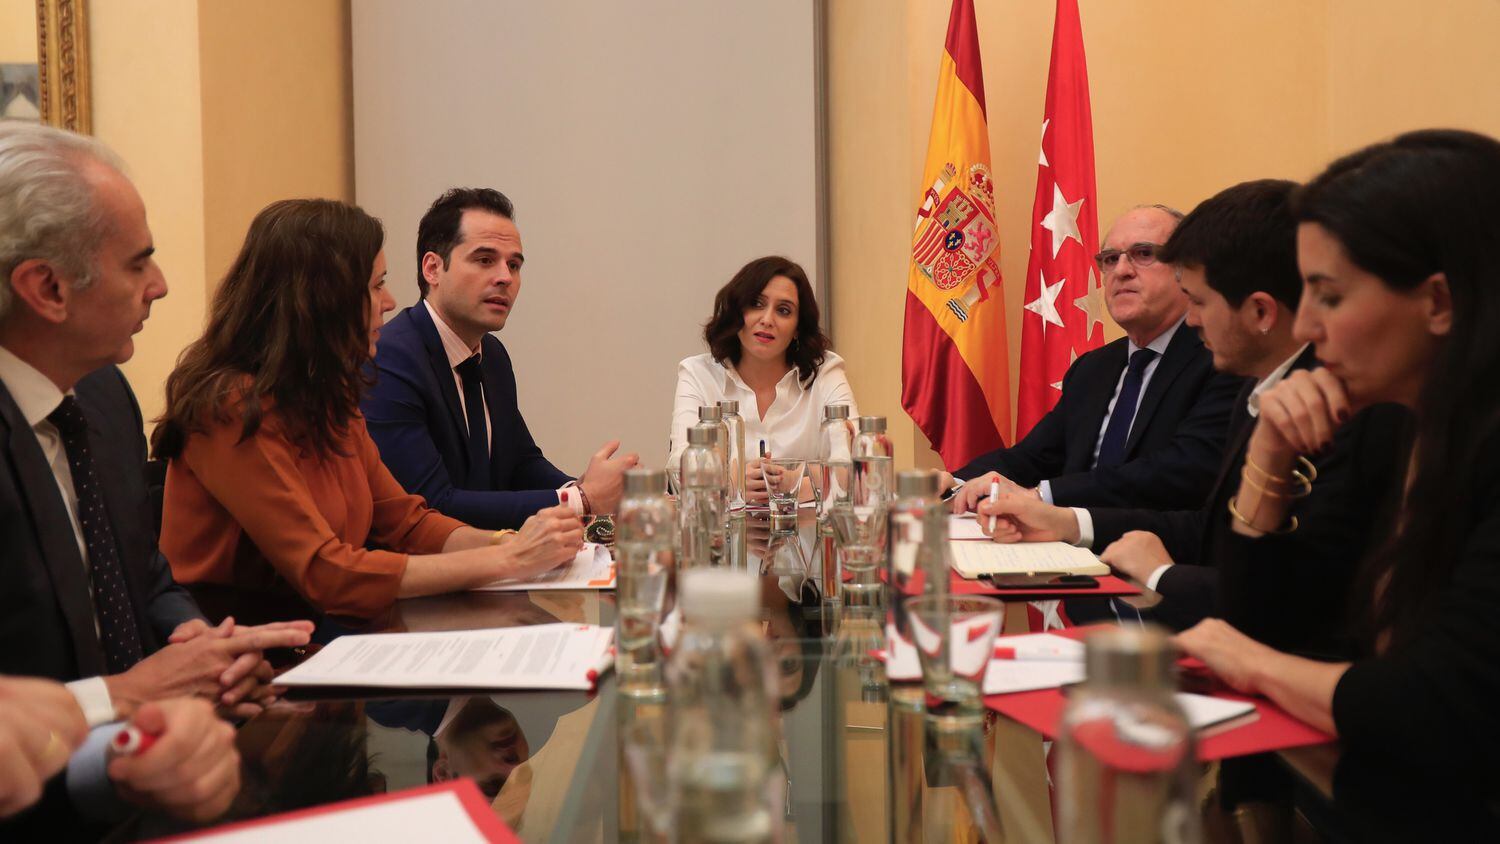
666, 351, 859, 469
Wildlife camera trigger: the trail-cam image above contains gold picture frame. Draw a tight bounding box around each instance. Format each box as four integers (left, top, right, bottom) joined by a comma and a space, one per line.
35, 0, 90, 133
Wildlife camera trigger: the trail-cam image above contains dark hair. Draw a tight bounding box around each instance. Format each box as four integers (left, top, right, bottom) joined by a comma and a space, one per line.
1158, 179, 1301, 309
703, 256, 828, 384
415, 188, 514, 297
1294, 129, 1500, 647
153, 199, 385, 460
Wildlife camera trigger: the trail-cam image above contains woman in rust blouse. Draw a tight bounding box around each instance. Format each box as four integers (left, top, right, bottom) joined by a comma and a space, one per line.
155, 199, 581, 619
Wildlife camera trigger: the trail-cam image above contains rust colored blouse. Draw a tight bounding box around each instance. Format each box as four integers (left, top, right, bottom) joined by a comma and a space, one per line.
161, 403, 464, 619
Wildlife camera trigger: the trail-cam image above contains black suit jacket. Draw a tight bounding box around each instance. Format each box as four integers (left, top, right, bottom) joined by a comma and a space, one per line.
957, 324, 1245, 510
0, 365, 201, 681
362, 304, 573, 530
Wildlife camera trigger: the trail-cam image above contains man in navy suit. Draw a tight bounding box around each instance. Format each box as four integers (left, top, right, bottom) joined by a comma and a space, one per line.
948, 205, 1245, 512
364, 188, 637, 530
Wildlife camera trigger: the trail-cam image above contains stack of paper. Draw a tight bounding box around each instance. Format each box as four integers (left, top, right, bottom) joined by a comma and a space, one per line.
276, 624, 615, 691
948, 540, 1109, 577
884, 631, 1088, 694
475, 543, 615, 591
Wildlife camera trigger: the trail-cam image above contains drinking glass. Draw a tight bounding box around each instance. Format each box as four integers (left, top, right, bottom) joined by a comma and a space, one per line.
764, 457, 806, 517
905, 595, 1003, 721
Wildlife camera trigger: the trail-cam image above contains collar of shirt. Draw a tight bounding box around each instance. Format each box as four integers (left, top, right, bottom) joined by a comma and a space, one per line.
1126, 315, 1183, 360
424, 299, 482, 370
1247, 343, 1311, 418
718, 359, 805, 403
0, 344, 69, 428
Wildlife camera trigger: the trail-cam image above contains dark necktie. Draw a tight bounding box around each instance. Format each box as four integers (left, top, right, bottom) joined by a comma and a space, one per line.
48, 396, 144, 674
455, 355, 490, 486
1094, 348, 1158, 468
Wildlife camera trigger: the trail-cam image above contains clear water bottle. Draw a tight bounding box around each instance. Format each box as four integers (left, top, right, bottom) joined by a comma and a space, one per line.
717, 400, 747, 512
889, 470, 947, 602
680, 423, 726, 568
697, 405, 729, 490
1057, 627, 1202, 844
852, 416, 893, 517
817, 404, 855, 516
667, 569, 782, 843
616, 468, 674, 700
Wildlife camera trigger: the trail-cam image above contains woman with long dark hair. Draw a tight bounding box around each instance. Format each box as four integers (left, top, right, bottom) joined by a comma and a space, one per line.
156, 200, 581, 620
1175, 129, 1500, 776
667, 255, 857, 503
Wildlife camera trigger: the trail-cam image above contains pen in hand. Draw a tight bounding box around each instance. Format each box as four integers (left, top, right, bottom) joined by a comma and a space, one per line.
987, 480, 1000, 533
110, 725, 159, 758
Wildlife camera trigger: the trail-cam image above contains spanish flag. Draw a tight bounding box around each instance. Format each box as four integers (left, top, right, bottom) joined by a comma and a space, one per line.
901, 0, 1010, 470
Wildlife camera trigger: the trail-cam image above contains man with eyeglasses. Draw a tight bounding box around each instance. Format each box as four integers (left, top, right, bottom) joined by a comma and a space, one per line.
947, 205, 1245, 512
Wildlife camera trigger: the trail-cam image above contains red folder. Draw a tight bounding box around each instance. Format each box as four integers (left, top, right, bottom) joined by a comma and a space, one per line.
857, 568, 1143, 600
148, 779, 521, 843
984, 626, 1334, 762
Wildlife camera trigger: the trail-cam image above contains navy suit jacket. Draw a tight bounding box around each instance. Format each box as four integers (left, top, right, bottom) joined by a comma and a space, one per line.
957, 325, 1246, 510
363, 304, 572, 530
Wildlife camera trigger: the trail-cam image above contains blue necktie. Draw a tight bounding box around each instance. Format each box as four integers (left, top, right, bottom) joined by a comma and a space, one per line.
455, 355, 490, 486
1095, 348, 1157, 468
49, 396, 144, 674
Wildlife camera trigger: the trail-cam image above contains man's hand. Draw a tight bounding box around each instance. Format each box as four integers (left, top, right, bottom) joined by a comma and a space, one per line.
166, 618, 315, 715
975, 494, 1080, 544
505, 504, 585, 579
1099, 530, 1174, 583
109, 699, 240, 823
950, 472, 1036, 514
104, 625, 312, 719
0, 677, 89, 817
578, 440, 639, 515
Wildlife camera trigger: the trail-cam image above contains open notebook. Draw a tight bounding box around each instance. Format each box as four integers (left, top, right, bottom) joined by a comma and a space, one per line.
948, 540, 1109, 577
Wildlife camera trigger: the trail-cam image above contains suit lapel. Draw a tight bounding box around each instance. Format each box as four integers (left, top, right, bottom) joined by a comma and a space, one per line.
1070, 340, 1127, 471
1122, 324, 1197, 457
0, 386, 104, 676
409, 304, 471, 448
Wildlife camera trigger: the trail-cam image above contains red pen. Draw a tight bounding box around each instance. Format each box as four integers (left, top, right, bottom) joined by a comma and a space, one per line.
110, 725, 160, 757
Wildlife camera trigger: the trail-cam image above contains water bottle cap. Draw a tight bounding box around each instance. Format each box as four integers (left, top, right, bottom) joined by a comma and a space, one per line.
716, 400, 739, 415
896, 470, 941, 498
857, 416, 887, 434
687, 424, 717, 445
823, 404, 850, 420
1083, 626, 1176, 690
623, 468, 667, 494
697, 405, 723, 422
679, 569, 758, 625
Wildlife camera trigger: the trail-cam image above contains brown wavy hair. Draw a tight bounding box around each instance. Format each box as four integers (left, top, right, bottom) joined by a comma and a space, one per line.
152, 199, 385, 460
703, 255, 828, 384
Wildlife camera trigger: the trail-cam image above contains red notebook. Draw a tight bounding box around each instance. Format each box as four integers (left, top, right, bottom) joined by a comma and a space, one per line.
149, 779, 520, 843
983, 627, 1334, 762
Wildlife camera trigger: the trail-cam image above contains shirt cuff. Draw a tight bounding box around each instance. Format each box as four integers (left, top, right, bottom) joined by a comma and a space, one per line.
1038, 480, 1054, 505
558, 481, 585, 516
66, 677, 116, 727
66, 723, 134, 823
1070, 508, 1093, 548
1145, 563, 1174, 592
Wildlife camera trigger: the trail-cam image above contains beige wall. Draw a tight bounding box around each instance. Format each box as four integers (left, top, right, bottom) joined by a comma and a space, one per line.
0, 0, 36, 60
829, 0, 1500, 470
88, 0, 351, 429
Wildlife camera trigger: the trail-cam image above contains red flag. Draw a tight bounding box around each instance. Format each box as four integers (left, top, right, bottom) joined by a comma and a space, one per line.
901, 0, 1011, 470
1015, 0, 1102, 438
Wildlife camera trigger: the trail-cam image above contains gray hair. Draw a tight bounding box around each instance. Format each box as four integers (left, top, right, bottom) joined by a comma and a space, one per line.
1133, 202, 1186, 221
0, 120, 126, 320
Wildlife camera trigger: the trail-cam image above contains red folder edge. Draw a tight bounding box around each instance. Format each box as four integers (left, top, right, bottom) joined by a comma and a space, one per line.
147, 779, 521, 843
984, 625, 1334, 762
854, 568, 1143, 599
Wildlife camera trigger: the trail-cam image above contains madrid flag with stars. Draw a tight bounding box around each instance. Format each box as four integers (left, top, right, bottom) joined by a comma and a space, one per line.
901, 0, 1011, 470
1016, 0, 1102, 437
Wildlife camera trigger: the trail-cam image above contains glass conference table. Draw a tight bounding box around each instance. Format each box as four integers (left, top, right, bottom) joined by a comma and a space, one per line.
119, 516, 1499, 843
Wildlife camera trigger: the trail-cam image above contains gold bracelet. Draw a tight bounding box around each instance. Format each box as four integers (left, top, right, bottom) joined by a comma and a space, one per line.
1242, 453, 1296, 487
1240, 466, 1312, 499
1237, 468, 1288, 499
1227, 495, 1298, 535
1297, 455, 1320, 484
490, 529, 519, 546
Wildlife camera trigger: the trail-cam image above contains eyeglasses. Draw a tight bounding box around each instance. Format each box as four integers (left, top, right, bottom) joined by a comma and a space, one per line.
1093, 242, 1162, 274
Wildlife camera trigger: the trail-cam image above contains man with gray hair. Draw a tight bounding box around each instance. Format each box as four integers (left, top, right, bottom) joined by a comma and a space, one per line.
0, 121, 309, 835
947, 204, 1245, 512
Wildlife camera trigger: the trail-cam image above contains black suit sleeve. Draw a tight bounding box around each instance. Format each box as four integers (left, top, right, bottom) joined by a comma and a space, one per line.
1046, 369, 1243, 509
1089, 507, 1207, 564
954, 360, 1078, 484
1149, 564, 1219, 631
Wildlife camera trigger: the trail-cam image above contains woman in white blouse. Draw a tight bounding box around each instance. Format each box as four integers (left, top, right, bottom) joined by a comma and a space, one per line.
668, 256, 858, 503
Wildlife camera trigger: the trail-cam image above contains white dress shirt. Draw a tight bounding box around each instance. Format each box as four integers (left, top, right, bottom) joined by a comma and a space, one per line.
667, 351, 859, 470
0, 346, 116, 724
424, 301, 582, 514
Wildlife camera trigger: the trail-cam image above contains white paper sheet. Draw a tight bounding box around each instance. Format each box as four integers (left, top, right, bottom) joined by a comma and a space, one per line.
474, 543, 615, 591
175, 788, 500, 843
1175, 692, 1258, 732
276, 624, 615, 691
884, 629, 1087, 693
948, 514, 989, 541
949, 540, 1109, 577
